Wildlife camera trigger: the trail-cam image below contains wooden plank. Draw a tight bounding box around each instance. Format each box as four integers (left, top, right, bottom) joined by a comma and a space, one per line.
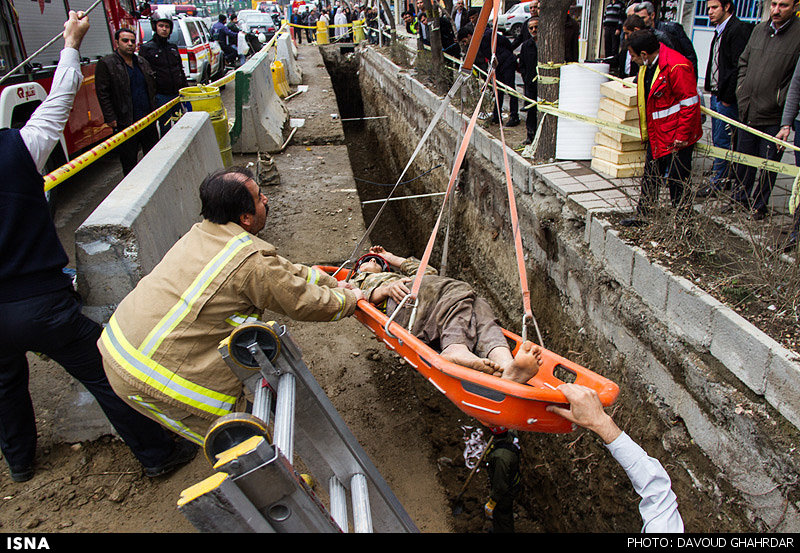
598, 97, 639, 122
595, 131, 646, 152
597, 109, 638, 127
598, 125, 642, 144
592, 144, 647, 165
599, 79, 638, 107
591, 157, 645, 178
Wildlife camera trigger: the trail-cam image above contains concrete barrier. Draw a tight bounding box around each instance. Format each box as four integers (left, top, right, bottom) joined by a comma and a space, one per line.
276, 32, 302, 85
230, 44, 289, 154
75, 112, 224, 323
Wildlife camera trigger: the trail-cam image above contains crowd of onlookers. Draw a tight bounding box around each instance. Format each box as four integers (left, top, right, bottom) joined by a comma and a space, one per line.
390, 0, 799, 251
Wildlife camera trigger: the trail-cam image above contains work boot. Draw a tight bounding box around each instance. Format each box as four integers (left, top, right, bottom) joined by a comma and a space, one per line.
506, 116, 520, 127
8, 463, 34, 483
144, 439, 198, 478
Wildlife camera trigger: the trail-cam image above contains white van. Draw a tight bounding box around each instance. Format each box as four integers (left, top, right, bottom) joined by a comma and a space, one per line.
139, 16, 225, 84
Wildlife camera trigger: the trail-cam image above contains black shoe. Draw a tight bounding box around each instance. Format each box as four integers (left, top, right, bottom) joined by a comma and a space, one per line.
506, 116, 521, 127
522, 136, 533, 146
619, 217, 646, 227
144, 440, 198, 478
9, 464, 34, 483
748, 208, 768, 221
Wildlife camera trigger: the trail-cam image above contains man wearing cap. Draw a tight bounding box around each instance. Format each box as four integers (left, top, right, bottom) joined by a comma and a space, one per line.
351, 246, 542, 383
99, 167, 364, 445
140, 11, 188, 132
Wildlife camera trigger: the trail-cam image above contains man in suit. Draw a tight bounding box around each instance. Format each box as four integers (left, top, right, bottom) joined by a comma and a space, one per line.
698, 0, 753, 196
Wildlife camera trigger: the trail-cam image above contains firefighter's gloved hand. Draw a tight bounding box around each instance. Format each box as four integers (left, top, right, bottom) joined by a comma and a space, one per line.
484, 498, 496, 519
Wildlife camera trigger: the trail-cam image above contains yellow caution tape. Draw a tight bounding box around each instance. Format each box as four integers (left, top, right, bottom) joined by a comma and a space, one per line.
43, 97, 180, 192
42, 24, 288, 191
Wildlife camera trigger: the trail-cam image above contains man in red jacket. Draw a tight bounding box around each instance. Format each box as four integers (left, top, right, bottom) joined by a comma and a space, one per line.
620, 29, 702, 227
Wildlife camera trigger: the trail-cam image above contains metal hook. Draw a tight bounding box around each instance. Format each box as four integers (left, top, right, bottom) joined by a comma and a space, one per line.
383, 294, 412, 342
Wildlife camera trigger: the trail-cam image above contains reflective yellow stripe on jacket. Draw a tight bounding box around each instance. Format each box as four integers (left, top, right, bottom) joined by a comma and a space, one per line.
101, 316, 238, 417
139, 232, 253, 356
100, 232, 253, 418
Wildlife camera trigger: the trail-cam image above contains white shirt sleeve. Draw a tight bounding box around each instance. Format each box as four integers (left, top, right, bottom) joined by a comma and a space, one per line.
605, 431, 685, 533
19, 47, 84, 173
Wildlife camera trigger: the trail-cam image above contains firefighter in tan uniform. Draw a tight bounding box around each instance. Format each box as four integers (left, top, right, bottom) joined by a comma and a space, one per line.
99, 167, 364, 445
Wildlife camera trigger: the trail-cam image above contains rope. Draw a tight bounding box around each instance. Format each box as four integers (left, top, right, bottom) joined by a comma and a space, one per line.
353, 163, 443, 186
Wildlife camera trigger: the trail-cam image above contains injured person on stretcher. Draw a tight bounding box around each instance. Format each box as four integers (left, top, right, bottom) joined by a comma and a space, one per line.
349, 246, 542, 383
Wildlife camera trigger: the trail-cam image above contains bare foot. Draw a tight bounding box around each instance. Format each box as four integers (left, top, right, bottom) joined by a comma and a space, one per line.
466, 358, 503, 376
501, 341, 543, 383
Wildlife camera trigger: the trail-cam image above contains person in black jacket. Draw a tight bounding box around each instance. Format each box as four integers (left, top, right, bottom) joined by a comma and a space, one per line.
518, 16, 539, 144
633, 1, 697, 75
698, 0, 752, 196
95, 28, 159, 175
602, 0, 626, 57
139, 12, 188, 132
0, 10, 194, 485
616, 14, 675, 78
459, 25, 520, 126
564, 9, 580, 62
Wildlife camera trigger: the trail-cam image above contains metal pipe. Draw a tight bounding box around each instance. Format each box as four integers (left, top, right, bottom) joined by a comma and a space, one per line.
0, 0, 104, 87
361, 191, 446, 205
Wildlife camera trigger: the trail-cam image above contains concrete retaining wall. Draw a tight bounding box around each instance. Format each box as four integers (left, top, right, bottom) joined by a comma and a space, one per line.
231, 42, 289, 154
75, 112, 224, 323
356, 47, 800, 531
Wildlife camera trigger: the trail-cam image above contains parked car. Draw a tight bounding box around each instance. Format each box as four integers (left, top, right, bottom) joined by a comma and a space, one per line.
490, 2, 533, 39
139, 15, 225, 84
238, 11, 278, 42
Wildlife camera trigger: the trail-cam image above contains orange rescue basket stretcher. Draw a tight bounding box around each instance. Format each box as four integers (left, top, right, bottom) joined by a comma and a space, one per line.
316, 266, 620, 433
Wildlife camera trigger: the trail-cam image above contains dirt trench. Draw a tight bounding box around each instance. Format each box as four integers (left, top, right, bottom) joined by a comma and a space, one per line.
321, 45, 756, 533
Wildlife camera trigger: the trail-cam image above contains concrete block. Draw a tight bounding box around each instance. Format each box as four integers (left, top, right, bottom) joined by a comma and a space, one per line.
588, 214, 610, 258
276, 34, 302, 85
631, 248, 670, 313
604, 229, 634, 285
666, 276, 720, 348
76, 112, 224, 320
710, 305, 773, 395
765, 345, 800, 429
231, 48, 288, 153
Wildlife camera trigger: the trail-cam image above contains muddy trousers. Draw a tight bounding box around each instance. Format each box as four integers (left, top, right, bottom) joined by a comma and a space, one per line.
0, 287, 176, 471
391, 279, 508, 357
487, 445, 521, 533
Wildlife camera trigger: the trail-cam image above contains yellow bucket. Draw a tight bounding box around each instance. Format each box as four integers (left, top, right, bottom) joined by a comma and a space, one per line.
271, 61, 290, 98
179, 86, 233, 167
316, 20, 329, 44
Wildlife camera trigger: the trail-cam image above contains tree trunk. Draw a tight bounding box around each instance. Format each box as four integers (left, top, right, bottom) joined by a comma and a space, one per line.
421, 0, 445, 86
378, 0, 395, 31
535, 0, 571, 162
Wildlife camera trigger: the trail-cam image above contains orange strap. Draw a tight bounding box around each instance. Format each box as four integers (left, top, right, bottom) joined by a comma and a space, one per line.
409, 6, 501, 301
489, 65, 533, 325
408, 3, 535, 340
408, 73, 491, 302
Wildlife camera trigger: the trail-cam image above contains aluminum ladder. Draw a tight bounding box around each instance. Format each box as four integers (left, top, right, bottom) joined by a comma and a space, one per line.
177, 321, 419, 533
